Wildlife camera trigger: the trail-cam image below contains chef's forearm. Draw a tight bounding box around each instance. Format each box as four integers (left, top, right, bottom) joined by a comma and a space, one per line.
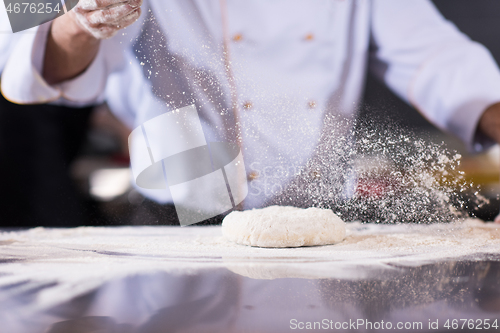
477, 102, 500, 144
43, 14, 100, 85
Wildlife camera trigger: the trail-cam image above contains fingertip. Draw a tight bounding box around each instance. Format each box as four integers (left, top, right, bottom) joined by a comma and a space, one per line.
126, 7, 142, 22
129, 0, 143, 8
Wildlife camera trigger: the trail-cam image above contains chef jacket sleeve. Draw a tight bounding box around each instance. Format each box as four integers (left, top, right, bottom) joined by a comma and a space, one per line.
0, 6, 15, 74
370, 0, 500, 152
0, 12, 146, 107
104, 48, 149, 129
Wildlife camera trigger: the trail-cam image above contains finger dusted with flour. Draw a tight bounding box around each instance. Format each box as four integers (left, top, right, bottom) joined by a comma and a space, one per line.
70, 0, 143, 39
222, 206, 346, 248
42, 0, 143, 84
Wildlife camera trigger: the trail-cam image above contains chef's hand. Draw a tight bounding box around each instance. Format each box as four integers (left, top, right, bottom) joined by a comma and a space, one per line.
70, 0, 142, 39
477, 102, 500, 224
43, 0, 142, 84
478, 102, 500, 145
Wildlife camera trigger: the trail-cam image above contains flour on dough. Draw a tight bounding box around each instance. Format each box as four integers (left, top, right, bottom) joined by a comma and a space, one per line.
222, 206, 346, 248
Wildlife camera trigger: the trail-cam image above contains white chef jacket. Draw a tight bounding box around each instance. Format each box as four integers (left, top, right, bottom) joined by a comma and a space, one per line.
2, 0, 500, 208
0, 7, 18, 74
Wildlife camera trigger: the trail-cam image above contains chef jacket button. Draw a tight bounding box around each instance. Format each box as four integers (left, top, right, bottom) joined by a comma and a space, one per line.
248, 171, 259, 181
311, 170, 321, 179
233, 33, 243, 42
308, 100, 317, 109
304, 33, 315, 41
243, 101, 253, 110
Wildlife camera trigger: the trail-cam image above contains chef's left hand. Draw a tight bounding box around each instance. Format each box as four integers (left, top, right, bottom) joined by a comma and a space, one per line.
478, 102, 500, 144
477, 102, 500, 224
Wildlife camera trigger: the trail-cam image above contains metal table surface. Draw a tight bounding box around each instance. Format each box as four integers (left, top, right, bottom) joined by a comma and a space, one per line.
0, 221, 499, 333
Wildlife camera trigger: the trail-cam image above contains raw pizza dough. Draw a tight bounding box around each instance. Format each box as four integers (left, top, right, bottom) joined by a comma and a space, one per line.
222, 206, 346, 248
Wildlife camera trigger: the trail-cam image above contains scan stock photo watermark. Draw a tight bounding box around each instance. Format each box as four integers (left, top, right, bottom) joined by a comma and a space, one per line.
2, 0, 78, 33
128, 105, 248, 226
290, 318, 500, 331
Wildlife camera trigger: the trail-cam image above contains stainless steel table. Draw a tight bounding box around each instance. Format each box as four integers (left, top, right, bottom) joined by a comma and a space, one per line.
1, 221, 499, 332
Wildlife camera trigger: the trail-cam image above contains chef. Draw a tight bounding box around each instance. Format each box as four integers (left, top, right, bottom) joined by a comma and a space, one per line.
3, 0, 500, 223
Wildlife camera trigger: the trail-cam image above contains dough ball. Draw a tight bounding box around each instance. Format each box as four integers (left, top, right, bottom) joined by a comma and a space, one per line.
222, 206, 346, 248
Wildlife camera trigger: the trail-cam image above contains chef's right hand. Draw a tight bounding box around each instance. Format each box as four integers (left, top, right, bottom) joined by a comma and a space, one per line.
70, 0, 143, 39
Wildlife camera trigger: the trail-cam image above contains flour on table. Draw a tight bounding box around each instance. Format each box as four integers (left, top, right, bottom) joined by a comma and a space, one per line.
222, 206, 346, 248
1, 219, 499, 313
